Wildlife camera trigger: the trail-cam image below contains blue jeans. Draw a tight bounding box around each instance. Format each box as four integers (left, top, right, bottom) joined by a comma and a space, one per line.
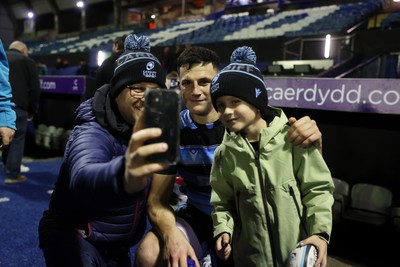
2, 107, 28, 179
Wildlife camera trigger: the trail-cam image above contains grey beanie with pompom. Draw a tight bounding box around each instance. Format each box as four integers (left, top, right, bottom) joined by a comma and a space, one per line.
110, 34, 166, 98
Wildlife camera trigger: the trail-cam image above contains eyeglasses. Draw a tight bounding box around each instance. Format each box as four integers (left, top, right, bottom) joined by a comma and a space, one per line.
126, 85, 161, 99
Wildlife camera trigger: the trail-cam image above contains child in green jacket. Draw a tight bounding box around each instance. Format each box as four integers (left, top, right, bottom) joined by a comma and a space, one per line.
209, 46, 334, 267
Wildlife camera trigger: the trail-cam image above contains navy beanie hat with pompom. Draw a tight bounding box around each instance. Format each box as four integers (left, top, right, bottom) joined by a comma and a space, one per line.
110, 34, 166, 98
210, 46, 272, 121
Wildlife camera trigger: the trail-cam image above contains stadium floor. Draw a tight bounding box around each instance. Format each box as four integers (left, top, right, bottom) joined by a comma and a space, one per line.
1, 156, 393, 267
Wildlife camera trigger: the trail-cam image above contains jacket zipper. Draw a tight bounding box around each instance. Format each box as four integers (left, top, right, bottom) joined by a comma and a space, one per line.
247, 136, 278, 267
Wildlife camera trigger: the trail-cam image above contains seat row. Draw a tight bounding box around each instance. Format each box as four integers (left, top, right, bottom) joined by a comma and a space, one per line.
35, 124, 72, 151
332, 178, 398, 232
27, 0, 383, 56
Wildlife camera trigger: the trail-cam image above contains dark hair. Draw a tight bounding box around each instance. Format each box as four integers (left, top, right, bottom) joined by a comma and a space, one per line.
177, 46, 220, 74
114, 34, 127, 51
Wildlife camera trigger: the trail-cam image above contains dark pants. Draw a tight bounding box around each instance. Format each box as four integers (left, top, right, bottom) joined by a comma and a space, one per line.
176, 204, 234, 267
39, 228, 131, 267
2, 107, 27, 178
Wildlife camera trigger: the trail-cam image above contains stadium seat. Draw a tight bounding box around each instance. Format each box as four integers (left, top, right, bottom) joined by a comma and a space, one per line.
342, 183, 392, 226
391, 207, 400, 233
331, 178, 350, 222
266, 64, 284, 76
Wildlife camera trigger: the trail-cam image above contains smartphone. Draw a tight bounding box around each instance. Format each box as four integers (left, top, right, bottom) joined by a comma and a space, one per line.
144, 89, 181, 164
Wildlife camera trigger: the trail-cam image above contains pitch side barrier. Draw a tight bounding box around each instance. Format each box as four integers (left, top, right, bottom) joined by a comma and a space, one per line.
265, 77, 400, 115
39, 76, 400, 115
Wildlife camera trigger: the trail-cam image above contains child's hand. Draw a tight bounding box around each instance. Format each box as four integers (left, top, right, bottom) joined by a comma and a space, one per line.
215, 233, 231, 261
299, 235, 328, 267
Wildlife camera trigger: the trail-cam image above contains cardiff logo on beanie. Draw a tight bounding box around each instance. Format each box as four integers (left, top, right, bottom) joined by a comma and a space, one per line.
110, 34, 166, 98
210, 74, 220, 94
144, 61, 157, 78
211, 46, 272, 121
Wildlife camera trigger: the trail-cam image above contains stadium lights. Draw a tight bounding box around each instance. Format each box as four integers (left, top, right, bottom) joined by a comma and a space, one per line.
324, 34, 331, 59
97, 50, 107, 66
76, 1, 85, 9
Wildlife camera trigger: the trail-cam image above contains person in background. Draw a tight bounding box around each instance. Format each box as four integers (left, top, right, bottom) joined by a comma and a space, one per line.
62, 59, 70, 68
135, 46, 323, 267
76, 58, 90, 76
0, 38, 17, 203
55, 57, 63, 70
3, 41, 40, 184
165, 70, 185, 110
38, 34, 168, 267
1, 40, 26, 173
95, 35, 126, 89
210, 46, 334, 267
0, 40, 16, 149
166, 70, 179, 90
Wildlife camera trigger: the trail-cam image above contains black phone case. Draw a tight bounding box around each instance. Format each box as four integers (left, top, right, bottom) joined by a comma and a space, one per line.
144, 89, 181, 164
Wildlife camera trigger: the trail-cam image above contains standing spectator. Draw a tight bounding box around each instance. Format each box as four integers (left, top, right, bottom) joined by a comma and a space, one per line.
55, 57, 63, 70
210, 46, 334, 267
0, 40, 16, 149
38, 34, 167, 267
135, 46, 323, 267
95, 35, 126, 89
2, 41, 40, 184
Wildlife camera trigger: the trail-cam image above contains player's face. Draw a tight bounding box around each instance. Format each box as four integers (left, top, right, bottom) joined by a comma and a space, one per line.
178, 63, 218, 120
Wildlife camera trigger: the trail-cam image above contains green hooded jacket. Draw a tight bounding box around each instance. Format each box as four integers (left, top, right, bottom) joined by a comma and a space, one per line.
210, 107, 334, 267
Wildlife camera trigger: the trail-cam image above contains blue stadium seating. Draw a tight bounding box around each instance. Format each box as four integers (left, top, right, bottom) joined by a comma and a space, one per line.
27, 0, 385, 56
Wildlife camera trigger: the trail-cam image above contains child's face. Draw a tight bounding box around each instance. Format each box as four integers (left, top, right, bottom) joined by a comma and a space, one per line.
215, 95, 264, 135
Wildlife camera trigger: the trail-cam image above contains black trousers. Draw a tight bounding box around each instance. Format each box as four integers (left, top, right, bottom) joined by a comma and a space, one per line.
39, 220, 131, 267
176, 204, 234, 267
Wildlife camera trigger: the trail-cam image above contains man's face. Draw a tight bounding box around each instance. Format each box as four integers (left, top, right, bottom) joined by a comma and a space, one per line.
115, 82, 160, 125
178, 63, 218, 118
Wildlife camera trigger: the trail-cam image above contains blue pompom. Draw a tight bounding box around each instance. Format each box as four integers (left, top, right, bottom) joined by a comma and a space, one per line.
230, 46, 256, 64
124, 34, 150, 52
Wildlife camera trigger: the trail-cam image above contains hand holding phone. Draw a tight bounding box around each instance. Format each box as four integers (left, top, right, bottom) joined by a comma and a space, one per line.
143, 89, 181, 164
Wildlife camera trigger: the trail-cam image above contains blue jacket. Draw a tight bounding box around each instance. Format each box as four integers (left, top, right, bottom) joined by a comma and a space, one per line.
40, 85, 148, 249
0, 40, 16, 130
